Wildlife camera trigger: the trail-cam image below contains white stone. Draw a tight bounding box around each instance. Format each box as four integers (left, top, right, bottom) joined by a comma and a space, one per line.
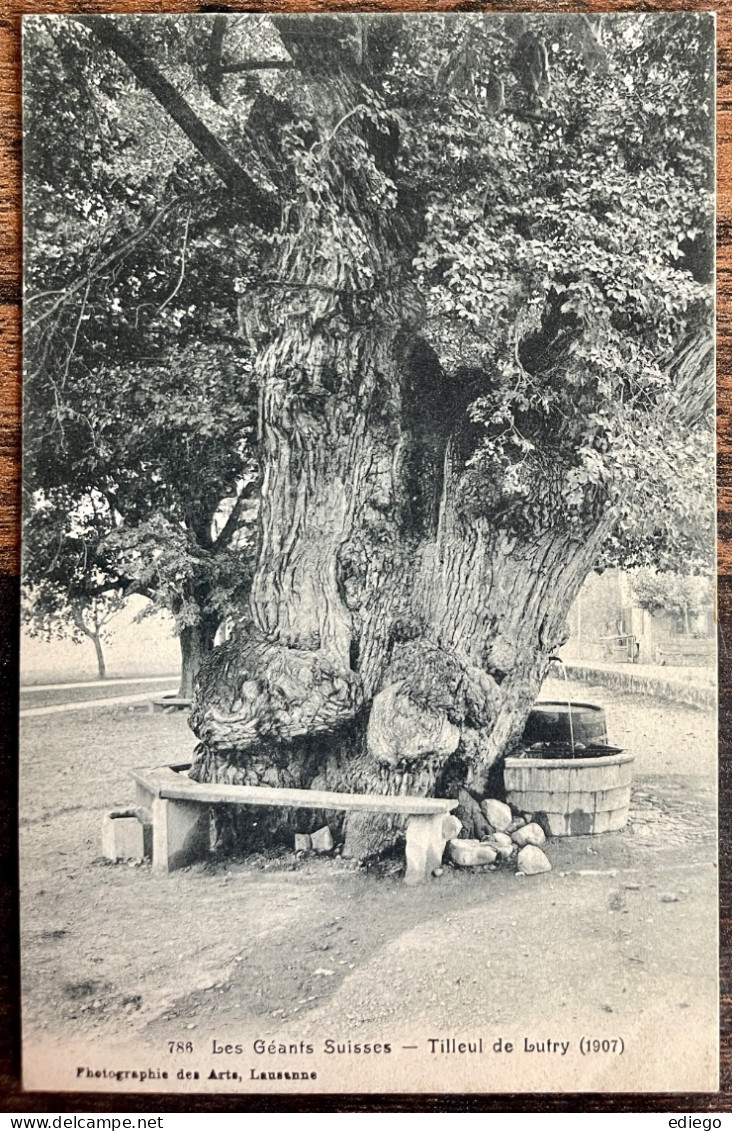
442, 814, 463, 841
294, 833, 312, 852
311, 827, 334, 853
480, 798, 512, 832
517, 845, 552, 875
487, 831, 514, 859
511, 822, 546, 848
448, 838, 498, 867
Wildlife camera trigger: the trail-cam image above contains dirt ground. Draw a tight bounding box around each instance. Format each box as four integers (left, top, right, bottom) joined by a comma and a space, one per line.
19, 678, 718, 1093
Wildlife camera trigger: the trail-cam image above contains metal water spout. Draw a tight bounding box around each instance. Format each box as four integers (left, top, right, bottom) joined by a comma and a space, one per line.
548, 655, 575, 755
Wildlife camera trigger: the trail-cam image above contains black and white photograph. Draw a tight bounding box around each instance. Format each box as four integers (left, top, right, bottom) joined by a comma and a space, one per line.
20, 11, 718, 1095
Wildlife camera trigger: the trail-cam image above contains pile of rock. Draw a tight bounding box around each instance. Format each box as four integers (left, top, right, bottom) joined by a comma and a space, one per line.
446, 798, 552, 876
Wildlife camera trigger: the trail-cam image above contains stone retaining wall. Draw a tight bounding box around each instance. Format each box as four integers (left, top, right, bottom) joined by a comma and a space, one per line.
563, 663, 715, 710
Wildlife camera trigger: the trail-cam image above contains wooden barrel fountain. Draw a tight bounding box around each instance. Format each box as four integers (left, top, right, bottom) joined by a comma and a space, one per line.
523, 701, 608, 747
503, 747, 635, 836
504, 700, 634, 835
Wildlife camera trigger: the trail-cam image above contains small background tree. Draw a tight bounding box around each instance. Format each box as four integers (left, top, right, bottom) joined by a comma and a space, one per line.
23, 584, 125, 681
630, 569, 714, 636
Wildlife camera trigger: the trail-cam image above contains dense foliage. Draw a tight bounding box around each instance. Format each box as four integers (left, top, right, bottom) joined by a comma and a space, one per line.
630, 568, 714, 624
406, 16, 714, 568
173, 14, 714, 565
23, 13, 715, 691
23, 17, 263, 671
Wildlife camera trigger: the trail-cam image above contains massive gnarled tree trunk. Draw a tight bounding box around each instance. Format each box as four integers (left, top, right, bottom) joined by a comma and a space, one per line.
189, 333, 613, 854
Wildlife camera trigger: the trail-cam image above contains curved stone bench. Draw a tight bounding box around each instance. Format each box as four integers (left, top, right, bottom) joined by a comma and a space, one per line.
131, 764, 459, 885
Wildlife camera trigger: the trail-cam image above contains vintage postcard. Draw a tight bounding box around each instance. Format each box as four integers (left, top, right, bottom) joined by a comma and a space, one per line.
20, 12, 718, 1094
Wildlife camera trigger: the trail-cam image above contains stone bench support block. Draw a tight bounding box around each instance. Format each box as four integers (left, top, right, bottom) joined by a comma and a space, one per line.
404, 812, 462, 885
152, 797, 212, 872
102, 809, 151, 862
135, 781, 156, 812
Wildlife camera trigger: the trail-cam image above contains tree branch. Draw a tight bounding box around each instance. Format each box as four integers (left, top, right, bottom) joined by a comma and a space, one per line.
204, 15, 226, 104
212, 479, 259, 551
219, 60, 294, 74
155, 208, 191, 316
669, 332, 715, 429
27, 200, 181, 329
75, 17, 280, 230
70, 602, 94, 640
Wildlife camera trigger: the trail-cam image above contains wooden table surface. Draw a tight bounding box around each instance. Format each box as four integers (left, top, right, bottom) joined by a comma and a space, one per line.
1, 0, 731, 1112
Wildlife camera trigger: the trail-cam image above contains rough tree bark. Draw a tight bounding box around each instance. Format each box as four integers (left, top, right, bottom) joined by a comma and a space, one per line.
178, 614, 220, 699
189, 342, 613, 853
